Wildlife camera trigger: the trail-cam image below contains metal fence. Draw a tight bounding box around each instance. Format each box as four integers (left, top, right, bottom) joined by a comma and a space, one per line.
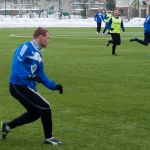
0, 0, 106, 18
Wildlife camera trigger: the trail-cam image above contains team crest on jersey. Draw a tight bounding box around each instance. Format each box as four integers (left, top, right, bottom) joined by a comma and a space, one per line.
27, 52, 43, 63
34, 52, 42, 63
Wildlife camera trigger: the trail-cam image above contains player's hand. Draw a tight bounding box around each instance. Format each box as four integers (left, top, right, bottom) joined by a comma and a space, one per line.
111, 28, 114, 31
56, 84, 63, 94
27, 75, 42, 83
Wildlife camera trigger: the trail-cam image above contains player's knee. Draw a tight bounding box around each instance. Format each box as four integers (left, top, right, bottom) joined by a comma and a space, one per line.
39, 106, 51, 116
29, 111, 40, 121
41, 103, 51, 111
42, 107, 52, 117
45, 103, 51, 109
32, 113, 40, 120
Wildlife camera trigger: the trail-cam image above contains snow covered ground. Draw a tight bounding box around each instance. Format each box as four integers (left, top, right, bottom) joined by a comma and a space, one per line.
0, 17, 145, 28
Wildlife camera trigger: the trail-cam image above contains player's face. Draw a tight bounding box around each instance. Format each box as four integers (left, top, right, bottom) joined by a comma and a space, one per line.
39, 32, 49, 48
114, 10, 120, 17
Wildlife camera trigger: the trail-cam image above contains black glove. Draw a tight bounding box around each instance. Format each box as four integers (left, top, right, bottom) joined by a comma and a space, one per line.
27, 75, 42, 83
56, 84, 63, 94
110, 28, 114, 31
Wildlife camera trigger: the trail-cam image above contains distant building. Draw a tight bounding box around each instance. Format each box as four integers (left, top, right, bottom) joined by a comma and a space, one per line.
116, 0, 150, 19
141, 0, 150, 16
116, 0, 139, 20
70, 0, 106, 17
0, 0, 107, 18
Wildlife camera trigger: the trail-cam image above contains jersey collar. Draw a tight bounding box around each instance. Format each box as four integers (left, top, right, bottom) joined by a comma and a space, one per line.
31, 39, 42, 51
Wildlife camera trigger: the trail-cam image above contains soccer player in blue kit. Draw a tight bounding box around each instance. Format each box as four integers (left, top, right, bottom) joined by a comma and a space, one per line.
1, 27, 63, 145
94, 9, 103, 34
130, 14, 150, 46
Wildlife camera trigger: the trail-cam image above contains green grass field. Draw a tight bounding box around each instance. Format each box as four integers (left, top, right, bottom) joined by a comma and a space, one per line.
1, 27, 150, 150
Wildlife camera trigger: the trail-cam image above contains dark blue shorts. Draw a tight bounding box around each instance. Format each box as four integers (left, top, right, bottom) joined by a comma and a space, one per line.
144, 32, 150, 43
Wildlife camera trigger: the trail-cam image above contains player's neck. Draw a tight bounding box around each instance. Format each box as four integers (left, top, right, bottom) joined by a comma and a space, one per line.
32, 39, 42, 51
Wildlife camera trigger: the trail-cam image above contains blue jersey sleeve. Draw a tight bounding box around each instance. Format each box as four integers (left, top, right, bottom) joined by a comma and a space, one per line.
121, 20, 125, 32
15, 44, 31, 79
144, 15, 150, 33
102, 14, 107, 21
106, 18, 112, 29
37, 62, 57, 90
101, 14, 104, 21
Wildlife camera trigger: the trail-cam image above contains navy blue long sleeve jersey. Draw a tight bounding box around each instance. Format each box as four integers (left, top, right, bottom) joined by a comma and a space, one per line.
94, 12, 103, 23
144, 14, 150, 33
10, 39, 57, 91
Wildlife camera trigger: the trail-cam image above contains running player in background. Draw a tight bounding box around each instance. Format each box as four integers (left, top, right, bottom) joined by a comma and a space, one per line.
94, 9, 103, 34
130, 14, 150, 46
102, 10, 112, 35
106, 9, 125, 56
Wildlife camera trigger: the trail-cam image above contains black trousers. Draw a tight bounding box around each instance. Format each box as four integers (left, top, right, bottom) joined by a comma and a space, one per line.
96, 22, 101, 33
8, 83, 53, 138
103, 26, 107, 34
135, 32, 150, 46
103, 23, 108, 34
110, 33, 121, 54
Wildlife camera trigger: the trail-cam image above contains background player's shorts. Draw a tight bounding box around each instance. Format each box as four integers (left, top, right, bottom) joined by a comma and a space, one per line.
144, 32, 150, 43
111, 33, 121, 45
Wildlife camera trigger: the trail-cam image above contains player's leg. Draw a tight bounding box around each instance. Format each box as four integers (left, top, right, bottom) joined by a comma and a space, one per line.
6, 83, 63, 145
96, 22, 99, 33
116, 34, 121, 45
130, 33, 149, 46
9, 83, 52, 137
103, 26, 107, 34
148, 33, 150, 43
111, 34, 121, 55
99, 22, 102, 33
103, 22, 109, 34
27, 89, 53, 139
111, 33, 116, 55
28, 89, 63, 145
1, 83, 40, 140
107, 40, 113, 46
143, 32, 149, 45
112, 44, 116, 55
7, 84, 41, 128
107, 33, 113, 46
97, 22, 101, 33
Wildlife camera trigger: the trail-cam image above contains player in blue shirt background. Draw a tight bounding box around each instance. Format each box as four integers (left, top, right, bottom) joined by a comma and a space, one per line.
1, 27, 63, 145
102, 10, 112, 34
94, 9, 103, 34
130, 14, 150, 46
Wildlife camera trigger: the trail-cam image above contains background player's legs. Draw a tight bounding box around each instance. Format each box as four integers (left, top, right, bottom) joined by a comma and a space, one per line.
112, 44, 117, 55
107, 40, 113, 46
111, 33, 121, 55
130, 32, 150, 46
135, 38, 148, 46
97, 22, 101, 33
103, 26, 107, 34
